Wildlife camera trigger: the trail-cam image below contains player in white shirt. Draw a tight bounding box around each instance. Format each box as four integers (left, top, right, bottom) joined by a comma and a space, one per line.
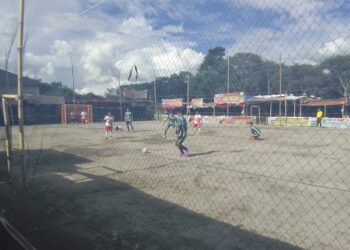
81, 110, 88, 129
193, 111, 202, 134
104, 112, 114, 139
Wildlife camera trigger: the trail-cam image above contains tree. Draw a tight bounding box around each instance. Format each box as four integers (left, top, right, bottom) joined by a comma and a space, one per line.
194, 47, 226, 97
320, 55, 350, 99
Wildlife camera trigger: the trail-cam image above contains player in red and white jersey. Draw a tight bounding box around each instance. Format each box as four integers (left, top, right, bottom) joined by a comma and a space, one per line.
70, 111, 77, 124
104, 112, 114, 139
193, 111, 202, 134
81, 110, 88, 129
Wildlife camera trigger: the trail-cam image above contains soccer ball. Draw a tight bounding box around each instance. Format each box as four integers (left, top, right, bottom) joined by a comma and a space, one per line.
142, 148, 148, 154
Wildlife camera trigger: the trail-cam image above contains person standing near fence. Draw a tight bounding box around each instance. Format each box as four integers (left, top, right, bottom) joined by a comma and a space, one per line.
125, 109, 134, 132
70, 110, 77, 124
316, 108, 323, 127
104, 112, 114, 139
176, 111, 189, 157
163, 112, 177, 137
81, 110, 88, 129
193, 111, 202, 134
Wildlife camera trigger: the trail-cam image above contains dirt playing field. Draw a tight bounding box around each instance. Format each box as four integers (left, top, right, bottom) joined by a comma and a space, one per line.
0, 121, 349, 249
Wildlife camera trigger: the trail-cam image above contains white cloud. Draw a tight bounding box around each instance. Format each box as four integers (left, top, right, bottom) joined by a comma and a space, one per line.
318, 38, 350, 57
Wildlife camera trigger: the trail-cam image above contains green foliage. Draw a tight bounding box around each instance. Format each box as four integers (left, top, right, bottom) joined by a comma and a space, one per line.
39, 81, 104, 101
38, 47, 350, 102
132, 48, 350, 101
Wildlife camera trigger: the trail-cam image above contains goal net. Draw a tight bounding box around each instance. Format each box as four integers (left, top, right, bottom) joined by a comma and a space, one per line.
61, 104, 93, 125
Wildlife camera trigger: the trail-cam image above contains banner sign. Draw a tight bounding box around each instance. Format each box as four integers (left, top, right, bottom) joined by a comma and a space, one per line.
268, 117, 309, 126
214, 92, 244, 104
202, 116, 222, 124
161, 98, 183, 109
123, 89, 147, 100
25, 95, 65, 105
202, 116, 256, 125
268, 117, 350, 128
233, 116, 256, 125
309, 117, 350, 128
190, 98, 204, 108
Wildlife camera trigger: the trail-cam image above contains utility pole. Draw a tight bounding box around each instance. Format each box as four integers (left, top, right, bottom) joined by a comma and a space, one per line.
17, 0, 26, 189
279, 52, 282, 118
154, 79, 157, 118
227, 56, 230, 116
116, 76, 123, 120
71, 56, 76, 111
186, 74, 190, 117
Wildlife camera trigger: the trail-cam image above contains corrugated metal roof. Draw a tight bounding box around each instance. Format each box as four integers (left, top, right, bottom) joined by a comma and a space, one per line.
302, 99, 349, 106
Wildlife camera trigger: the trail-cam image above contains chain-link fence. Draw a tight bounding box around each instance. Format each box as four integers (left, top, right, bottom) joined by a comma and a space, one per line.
1, 0, 350, 249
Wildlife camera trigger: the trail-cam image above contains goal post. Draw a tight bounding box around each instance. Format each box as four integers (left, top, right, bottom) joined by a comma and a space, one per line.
61, 104, 93, 125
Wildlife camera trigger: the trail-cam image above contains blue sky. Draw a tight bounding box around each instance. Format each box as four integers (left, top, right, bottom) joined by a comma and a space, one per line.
1, 0, 350, 94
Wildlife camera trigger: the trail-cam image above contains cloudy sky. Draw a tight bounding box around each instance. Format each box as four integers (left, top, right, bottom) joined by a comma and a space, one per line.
1, 0, 350, 95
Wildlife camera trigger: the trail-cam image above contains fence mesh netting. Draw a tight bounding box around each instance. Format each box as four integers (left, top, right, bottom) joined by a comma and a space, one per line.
0, 1, 350, 249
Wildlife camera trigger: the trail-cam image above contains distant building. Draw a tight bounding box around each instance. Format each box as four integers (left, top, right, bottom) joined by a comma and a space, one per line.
0, 69, 64, 125
0, 69, 40, 96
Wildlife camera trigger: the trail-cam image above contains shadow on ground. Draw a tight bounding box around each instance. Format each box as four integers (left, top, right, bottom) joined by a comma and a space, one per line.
0, 149, 303, 250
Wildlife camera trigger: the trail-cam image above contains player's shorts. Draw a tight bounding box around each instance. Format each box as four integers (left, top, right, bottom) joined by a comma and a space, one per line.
167, 124, 175, 129
105, 125, 113, 132
194, 123, 201, 128
81, 118, 88, 124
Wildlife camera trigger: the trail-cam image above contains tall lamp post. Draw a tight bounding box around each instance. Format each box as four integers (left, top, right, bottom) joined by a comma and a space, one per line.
227, 56, 230, 116
186, 74, 190, 117
154, 78, 157, 119
71, 56, 76, 111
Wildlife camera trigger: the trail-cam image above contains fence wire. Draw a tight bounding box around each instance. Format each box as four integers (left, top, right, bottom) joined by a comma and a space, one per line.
1, 1, 350, 250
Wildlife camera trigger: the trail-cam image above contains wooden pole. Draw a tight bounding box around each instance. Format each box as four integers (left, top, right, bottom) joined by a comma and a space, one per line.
299, 99, 302, 117
284, 93, 287, 125
154, 79, 157, 119
186, 74, 189, 117
71, 56, 76, 112
279, 53, 282, 118
227, 56, 230, 116
17, 0, 26, 189
2, 98, 12, 179
118, 77, 122, 121
293, 101, 296, 117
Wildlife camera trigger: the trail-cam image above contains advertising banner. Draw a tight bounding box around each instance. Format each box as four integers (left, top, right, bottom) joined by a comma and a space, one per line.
268, 117, 350, 128
122, 89, 147, 100
214, 92, 244, 104
161, 98, 183, 109
317, 118, 350, 128
202, 116, 222, 124
190, 98, 204, 108
202, 116, 256, 125
223, 116, 234, 124
234, 116, 256, 125
268, 117, 310, 126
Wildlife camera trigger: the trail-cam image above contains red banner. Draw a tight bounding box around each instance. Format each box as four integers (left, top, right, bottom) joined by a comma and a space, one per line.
190, 98, 204, 108
161, 98, 183, 109
214, 92, 244, 105
123, 89, 147, 100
